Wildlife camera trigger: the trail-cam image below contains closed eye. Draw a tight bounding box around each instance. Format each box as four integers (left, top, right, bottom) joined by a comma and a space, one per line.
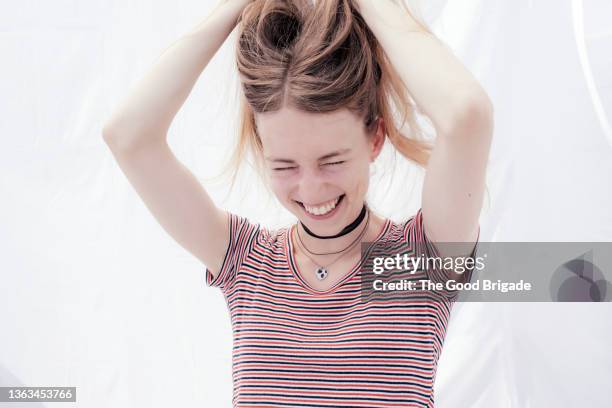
273, 161, 344, 171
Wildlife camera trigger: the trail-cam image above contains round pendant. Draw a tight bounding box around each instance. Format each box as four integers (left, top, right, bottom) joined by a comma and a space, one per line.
315, 267, 328, 280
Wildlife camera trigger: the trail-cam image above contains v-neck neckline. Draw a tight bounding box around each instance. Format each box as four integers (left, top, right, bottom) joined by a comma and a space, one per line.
285, 218, 391, 296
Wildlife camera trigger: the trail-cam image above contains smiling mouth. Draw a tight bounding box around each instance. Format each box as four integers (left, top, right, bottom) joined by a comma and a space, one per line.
295, 194, 345, 217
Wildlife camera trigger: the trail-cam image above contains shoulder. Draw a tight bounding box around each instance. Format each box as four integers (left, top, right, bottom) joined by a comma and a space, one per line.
206, 214, 290, 290
254, 223, 288, 252
229, 212, 289, 254
398, 208, 426, 241
374, 210, 422, 244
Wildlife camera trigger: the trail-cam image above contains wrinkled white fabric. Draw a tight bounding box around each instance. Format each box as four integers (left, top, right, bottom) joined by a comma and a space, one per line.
0, 0, 610, 407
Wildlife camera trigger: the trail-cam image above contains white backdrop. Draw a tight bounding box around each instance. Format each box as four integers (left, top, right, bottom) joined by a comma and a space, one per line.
1, 0, 611, 407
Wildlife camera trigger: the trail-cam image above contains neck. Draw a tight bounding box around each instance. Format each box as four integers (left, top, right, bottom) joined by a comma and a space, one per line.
296, 206, 380, 256
300, 204, 367, 239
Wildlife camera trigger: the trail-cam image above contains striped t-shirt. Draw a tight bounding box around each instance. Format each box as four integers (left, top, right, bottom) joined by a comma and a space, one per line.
206, 208, 477, 408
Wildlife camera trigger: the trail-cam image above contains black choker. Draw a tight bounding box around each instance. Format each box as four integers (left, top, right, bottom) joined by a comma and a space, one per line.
300, 203, 368, 239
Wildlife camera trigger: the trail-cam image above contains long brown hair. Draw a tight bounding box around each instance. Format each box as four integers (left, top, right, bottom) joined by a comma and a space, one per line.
214, 0, 436, 192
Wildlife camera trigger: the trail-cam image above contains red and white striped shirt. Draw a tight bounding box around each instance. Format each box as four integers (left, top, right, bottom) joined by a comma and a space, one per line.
206, 208, 476, 407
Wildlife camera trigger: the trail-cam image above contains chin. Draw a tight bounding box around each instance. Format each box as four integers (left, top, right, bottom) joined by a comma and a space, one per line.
291, 194, 352, 234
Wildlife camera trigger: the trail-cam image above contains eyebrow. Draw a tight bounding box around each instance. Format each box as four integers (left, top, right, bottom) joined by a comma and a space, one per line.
265, 148, 351, 163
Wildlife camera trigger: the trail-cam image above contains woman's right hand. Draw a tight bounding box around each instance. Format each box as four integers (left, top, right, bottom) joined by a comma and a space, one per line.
213, 0, 255, 29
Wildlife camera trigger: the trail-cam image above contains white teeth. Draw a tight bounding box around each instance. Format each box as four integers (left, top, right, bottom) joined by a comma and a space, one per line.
303, 196, 341, 216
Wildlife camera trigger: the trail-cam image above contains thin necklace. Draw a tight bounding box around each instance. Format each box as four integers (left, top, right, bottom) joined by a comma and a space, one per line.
293, 210, 370, 281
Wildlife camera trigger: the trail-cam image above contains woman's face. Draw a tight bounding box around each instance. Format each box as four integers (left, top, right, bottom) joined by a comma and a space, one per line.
256, 106, 384, 236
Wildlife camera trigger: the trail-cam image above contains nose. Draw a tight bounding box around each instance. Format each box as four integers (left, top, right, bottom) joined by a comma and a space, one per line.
297, 167, 328, 203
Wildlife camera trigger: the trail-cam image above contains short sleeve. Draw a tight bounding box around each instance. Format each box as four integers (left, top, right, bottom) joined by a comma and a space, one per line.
205, 211, 260, 291
402, 208, 480, 298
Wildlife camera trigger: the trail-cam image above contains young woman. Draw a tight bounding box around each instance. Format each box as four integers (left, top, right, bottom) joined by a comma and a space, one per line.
103, 0, 493, 406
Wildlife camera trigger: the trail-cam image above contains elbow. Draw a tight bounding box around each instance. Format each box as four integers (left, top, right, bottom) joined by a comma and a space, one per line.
449, 89, 495, 139
101, 123, 132, 151
101, 121, 164, 154
101, 123, 117, 143
435, 86, 494, 140
101, 118, 127, 143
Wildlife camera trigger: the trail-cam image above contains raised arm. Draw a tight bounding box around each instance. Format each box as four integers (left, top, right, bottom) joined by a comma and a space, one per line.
103, 0, 250, 146
355, 0, 493, 263
102, 0, 252, 279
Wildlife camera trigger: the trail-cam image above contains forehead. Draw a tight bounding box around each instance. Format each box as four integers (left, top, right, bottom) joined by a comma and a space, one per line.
256, 106, 365, 157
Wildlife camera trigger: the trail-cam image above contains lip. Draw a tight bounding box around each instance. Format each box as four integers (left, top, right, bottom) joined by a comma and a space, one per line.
296, 194, 345, 221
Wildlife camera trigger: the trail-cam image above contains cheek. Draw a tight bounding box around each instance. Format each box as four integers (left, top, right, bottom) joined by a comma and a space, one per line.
345, 162, 370, 192
268, 174, 294, 198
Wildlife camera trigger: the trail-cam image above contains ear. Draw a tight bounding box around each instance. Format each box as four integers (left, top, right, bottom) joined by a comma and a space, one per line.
369, 117, 385, 162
